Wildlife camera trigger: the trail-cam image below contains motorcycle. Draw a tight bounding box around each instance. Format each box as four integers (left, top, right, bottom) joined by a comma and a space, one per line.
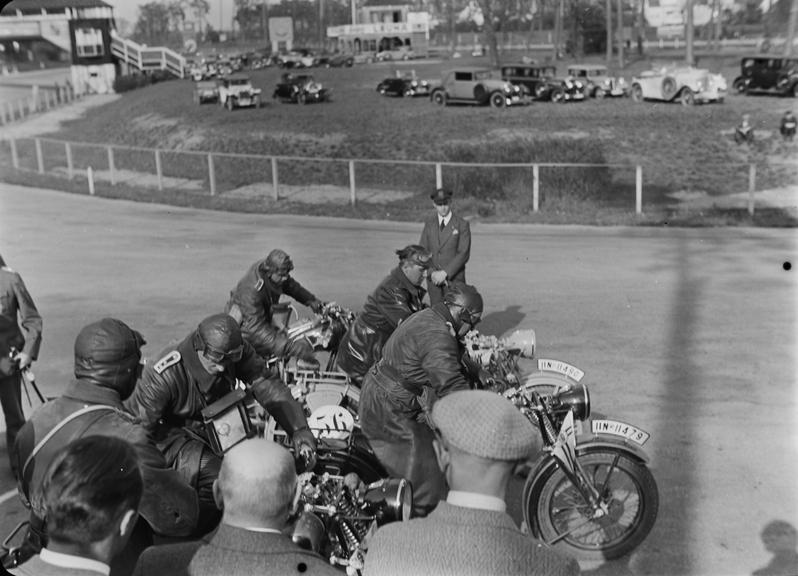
463, 330, 660, 561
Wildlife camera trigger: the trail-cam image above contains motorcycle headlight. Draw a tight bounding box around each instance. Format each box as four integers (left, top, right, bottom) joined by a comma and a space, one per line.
363, 478, 413, 524
551, 382, 590, 421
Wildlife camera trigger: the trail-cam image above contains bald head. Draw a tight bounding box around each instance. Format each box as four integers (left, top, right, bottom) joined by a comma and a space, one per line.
217, 439, 297, 528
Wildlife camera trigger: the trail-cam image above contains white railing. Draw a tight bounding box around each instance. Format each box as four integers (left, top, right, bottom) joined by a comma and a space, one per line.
110, 31, 185, 78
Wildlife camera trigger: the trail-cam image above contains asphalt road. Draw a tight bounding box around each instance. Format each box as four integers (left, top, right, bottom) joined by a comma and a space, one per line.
0, 183, 795, 576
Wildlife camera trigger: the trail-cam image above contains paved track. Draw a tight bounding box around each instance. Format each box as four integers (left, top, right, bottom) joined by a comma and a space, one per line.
0, 183, 795, 575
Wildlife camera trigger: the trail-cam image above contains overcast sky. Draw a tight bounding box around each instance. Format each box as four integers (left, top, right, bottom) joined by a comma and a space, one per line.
106, 0, 235, 32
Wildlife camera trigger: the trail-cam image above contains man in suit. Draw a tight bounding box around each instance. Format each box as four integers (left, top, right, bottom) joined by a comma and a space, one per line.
364, 389, 581, 576
10, 435, 144, 576
133, 438, 339, 576
419, 188, 471, 306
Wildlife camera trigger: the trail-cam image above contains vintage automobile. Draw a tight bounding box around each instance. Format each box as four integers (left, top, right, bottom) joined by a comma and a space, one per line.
376, 46, 416, 61
376, 71, 430, 97
429, 68, 526, 107
732, 56, 798, 97
315, 52, 355, 68
276, 49, 317, 69
193, 79, 219, 105
217, 74, 262, 110
500, 63, 586, 102
566, 63, 628, 98
273, 73, 331, 104
630, 66, 727, 105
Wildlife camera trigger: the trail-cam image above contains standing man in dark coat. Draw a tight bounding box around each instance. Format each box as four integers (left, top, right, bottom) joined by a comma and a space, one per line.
359, 283, 483, 517
125, 313, 316, 534
336, 245, 431, 385
0, 253, 42, 477
419, 188, 471, 306
225, 249, 324, 368
11, 318, 198, 575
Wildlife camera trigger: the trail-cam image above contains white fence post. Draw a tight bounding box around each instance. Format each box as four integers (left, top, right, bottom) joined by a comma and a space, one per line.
66, 142, 73, 179
17, 99, 25, 120
532, 164, 540, 212
155, 149, 163, 190
635, 165, 643, 215
349, 160, 357, 206
271, 157, 279, 200
88, 166, 95, 195
107, 146, 115, 185
10, 138, 18, 169
435, 163, 442, 189
35, 138, 44, 174
208, 153, 216, 196
748, 164, 756, 216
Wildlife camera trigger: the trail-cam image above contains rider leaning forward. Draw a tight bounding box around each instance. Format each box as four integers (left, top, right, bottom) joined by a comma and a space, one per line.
359, 282, 484, 518
124, 313, 317, 533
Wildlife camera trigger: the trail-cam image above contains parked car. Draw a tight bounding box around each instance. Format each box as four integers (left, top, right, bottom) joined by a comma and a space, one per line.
315, 52, 355, 67
630, 66, 727, 105
500, 64, 586, 102
276, 49, 317, 69
429, 68, 526, 107
376, 46, 416, 61
566, 64, 628, 98
732, 56, 798, 97
193, 79, 219, 104
217, 74, 262, 110
273, 73, 331, 104
376, 71, 431, 97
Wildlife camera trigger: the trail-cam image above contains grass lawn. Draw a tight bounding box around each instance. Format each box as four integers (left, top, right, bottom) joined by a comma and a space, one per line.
3, 52, 796, 226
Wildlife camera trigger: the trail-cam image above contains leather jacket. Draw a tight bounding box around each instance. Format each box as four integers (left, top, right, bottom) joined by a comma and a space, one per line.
337, 266, 426, 380
125, 335, 310, 450
14, 380, 199, 538
225, 259, 317, 358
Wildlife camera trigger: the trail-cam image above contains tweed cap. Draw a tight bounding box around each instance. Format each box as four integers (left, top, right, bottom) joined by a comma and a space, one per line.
432, 390, 540, 461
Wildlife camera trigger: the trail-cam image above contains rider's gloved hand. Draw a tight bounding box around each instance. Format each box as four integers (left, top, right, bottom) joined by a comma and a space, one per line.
287, 339, 320, 370
308, 300, 325, 314
293, 427, 317, 472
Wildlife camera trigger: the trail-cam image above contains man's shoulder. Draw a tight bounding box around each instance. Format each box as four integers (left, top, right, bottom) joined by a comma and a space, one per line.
136, 540, 203, 575
451, 212, 470, 228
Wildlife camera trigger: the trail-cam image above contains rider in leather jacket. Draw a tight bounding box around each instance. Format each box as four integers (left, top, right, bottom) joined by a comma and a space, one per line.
124, 313, 316, 533
336, 245, 431, 385
359, 283, 483, 517
225, 249, 324, 368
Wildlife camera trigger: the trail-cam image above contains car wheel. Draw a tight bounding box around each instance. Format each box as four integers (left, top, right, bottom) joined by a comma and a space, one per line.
551, 89, 565, 103
661, 76, 677, 100
732, 77, 748, 95
594, 87, 606, 99
631, 84, 643, 102
473, 84, 488, 104
432, 91, 447, 106
489, 91, 506, 108
680, 88, 695, 106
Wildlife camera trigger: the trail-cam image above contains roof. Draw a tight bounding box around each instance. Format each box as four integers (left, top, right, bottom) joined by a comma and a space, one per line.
567, 64, 608, 70
1, 0, 111, 13
362, 0, 413, 6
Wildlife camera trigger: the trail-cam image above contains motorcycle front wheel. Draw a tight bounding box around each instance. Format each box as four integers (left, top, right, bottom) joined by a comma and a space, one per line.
524, 449, 659, 561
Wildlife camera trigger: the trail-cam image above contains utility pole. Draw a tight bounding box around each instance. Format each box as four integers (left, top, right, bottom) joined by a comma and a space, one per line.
606, 0, 612, 62
685, 0, 694, 65
636, 0, 644, 55
553, 0, 563, 59
617, 0, 623, 66
786, 0, 798, 57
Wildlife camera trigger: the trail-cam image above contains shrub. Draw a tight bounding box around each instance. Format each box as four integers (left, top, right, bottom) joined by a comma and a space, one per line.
113, 74, 151, 93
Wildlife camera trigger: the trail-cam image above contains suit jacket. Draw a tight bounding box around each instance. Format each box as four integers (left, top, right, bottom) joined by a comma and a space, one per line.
187, 524, 340, 576
419, 212, 471, 282
0, 264, 42, 371
9, 554, 107, 576
132, 539, 205, 576
363, 501, 581, 576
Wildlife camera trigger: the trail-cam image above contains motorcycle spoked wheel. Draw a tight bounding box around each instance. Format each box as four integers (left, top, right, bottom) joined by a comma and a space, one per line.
313, 429, 386, 483
524, 448, 659, 561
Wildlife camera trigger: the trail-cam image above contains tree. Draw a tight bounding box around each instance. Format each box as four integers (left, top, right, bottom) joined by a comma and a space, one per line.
133, 2, 173, 45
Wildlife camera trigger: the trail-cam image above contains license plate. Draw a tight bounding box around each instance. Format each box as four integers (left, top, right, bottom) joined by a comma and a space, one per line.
591, 419, 650, 446
536, 359, 584, 382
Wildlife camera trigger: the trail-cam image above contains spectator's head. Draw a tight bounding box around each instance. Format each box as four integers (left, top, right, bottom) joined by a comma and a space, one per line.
264, 249, 294, 285
430, 187, 453, 217
761, 520, 797, 554
431, 390, 540, 498
443, 283, 483, 338
74, 318, 146, 399
192, 313, 245, 375
42, 435, 142, 560
396, 244, 431, 287
214, 438, 297, 530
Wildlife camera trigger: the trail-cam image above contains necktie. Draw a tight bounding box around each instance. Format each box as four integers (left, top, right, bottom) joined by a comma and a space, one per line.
440, 220, 445, 231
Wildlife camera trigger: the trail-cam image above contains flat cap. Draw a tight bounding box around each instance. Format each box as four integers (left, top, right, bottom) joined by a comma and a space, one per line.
430, 188, 453, 205
432, 390, 540, 461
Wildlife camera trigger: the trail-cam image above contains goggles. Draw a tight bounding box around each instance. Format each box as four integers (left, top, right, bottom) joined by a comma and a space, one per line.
456, 306, 482, 327
203, 344, 244, 365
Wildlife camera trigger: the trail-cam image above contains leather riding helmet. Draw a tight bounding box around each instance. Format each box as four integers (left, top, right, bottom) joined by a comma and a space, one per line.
74, 318, 146, 395
443, 283, 484, 329
193, 313, 244, 365
396, 245, 432, 269
264, 249, 294, 275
